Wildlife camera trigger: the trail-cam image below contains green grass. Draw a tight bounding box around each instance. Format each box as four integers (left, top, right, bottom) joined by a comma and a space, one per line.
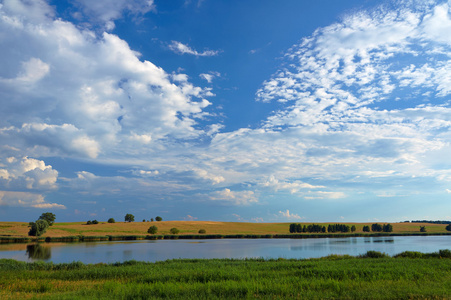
1, 251, 451, 299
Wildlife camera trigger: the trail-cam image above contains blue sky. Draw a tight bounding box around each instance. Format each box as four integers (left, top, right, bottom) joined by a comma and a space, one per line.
1, 0, 451, 223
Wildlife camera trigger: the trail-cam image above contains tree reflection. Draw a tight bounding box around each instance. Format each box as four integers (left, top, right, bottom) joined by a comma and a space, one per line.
26, 244, 51, 260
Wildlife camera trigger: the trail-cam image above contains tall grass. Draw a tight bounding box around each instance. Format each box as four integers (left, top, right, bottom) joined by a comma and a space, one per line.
1, 250, 451, 299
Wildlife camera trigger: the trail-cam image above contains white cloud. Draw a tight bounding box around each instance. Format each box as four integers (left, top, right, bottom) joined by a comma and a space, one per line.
205, 188, 258, 205
0, 190, 65, 209
0, 156, 58, 190
168, 41, 220, 57
200, 71, 221, 83
278, 209, 302, 220
72, 0, 155, 30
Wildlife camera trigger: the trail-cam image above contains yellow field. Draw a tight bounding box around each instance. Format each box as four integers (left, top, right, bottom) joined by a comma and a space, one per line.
0, 221, 448, 238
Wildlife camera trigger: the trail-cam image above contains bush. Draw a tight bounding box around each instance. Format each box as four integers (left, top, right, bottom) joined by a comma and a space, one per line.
360, 251, 389, 258
371, 223, 383, 232
169, 228, 179, 234
198, 229, 206, 234
446, 224, 451, 231
86, 220, 92, 225
155, 216, 162, 222
147, 226, 158, 234
107, 218, 115, 223
362, 225, 370, 232
420, 226, 426, 232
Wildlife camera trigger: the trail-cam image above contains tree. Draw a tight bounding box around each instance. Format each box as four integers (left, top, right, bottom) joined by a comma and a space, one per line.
446, 224, 451, 231
147, 225, 158, 234
28, 219, 49, 236
383, 223, 393, 232
155, 216, 162, 222
362, 225, 370, 232
169, 227, 179, 234
108, 218, 115, 223
198, 229, 206, 234
351, 225, 356, 232
420, 226, 427, 232
151, 218, 154, 222
125, 214, 135, 222
39, 212, 56, 226
371, 223, 383, 232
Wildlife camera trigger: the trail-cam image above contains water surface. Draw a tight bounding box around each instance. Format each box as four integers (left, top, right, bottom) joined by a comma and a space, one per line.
1, 236, 451, 264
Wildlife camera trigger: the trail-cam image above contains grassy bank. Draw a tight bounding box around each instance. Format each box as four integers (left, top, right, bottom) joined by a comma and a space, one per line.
1, 221, 449, 242
1, 251, 451, 299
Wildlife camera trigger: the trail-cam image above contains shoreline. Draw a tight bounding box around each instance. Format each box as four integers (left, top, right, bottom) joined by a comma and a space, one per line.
2, 231, 451, 244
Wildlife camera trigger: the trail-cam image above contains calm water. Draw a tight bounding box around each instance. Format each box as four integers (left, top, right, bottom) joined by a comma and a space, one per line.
1, 236, 451, 264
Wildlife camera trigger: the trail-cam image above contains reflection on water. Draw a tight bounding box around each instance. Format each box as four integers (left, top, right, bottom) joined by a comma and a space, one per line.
0, 235, 450, 264
26, 244, 51, 260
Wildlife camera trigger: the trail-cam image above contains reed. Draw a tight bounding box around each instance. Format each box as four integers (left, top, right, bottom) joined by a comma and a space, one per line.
2, 250, 451, 299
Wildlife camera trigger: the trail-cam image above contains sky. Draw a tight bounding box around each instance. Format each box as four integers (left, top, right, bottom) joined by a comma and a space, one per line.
1, 0, 451, 223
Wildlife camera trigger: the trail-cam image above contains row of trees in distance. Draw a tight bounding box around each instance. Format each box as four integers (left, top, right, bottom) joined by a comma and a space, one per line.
289, 223, 394, 233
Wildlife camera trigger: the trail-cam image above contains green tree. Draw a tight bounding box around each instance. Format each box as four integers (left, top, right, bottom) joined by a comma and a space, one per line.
198, 229, 206, 234
371, 223, 383, 232
170, 227, 179, 234
362, 225, 370, 232
446, 224, 451, 231
420, 226, 427, 232
125, 214, 135, 222
383, 224, 393, 232
107, 218, 115, 223
155, 216, 162, 221
351, 225, 356, 232
38, 212, 56, 226
147, 225, 158, 234
28, 219, 49, 237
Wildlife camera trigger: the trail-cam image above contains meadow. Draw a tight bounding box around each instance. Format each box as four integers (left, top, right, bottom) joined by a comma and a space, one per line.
1, 221, 449, 241
1, 250, 451, 299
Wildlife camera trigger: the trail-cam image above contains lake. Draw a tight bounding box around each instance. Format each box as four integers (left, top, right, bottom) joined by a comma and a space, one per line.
1, 236, 451, 264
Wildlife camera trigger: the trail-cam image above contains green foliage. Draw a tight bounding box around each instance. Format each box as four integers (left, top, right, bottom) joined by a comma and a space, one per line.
155, 216, 162, 221
359, 250, 390, 258
351, 225, 356, 232
38, 212, 56, 226
371, 223, 383, 232
198, 229, 206, 234
147, 226, 158, 234
3, 251, 451, 299
420, 226, 427, 232
28, 219, 49, 237
86, 220, 98, 225
362, 225, 370, 232
107, 218, 115, 223
169, 227, 179, 234
446, 224, 451, 231
125, 214, 135, 223
151, 218, 154, 222
383, 223, 393, 232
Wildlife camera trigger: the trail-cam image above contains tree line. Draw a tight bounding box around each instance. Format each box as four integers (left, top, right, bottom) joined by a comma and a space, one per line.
289, 223, 393, 233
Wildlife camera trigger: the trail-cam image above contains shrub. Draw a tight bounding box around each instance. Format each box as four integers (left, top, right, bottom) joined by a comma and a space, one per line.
155, 216, 162, 221
446, 224, 451, 231
198, 229, 206, 234
394, 251, 424, 258
86, 220, 92, 225
362, 225, 370, 232
360, 251, 389, 258
170, 228, 179, 234
383, 223, 393, 232
371, 223, 383, 232
92, 220, 98, 224
107, 218, 115, 223
420, 226, 426, 232
351, 225, 356, 232
151, 218, 154, 222
147, 226, 158, 234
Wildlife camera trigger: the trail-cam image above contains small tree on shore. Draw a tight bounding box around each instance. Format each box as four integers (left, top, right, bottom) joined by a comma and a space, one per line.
351, 225, 356, 232
420, 226, 427, 232
170, 227, 179, 234
148, 226, 158, 234
125, 214, 135, 222
28, 219, 49, 236
198, 229, 206, 234
362, 225, 370, 232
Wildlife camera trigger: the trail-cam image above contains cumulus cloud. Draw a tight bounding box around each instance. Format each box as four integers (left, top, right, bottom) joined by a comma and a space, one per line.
278, 209, 302, 220
0, 156, 58, 190
168, 41, 220, 57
